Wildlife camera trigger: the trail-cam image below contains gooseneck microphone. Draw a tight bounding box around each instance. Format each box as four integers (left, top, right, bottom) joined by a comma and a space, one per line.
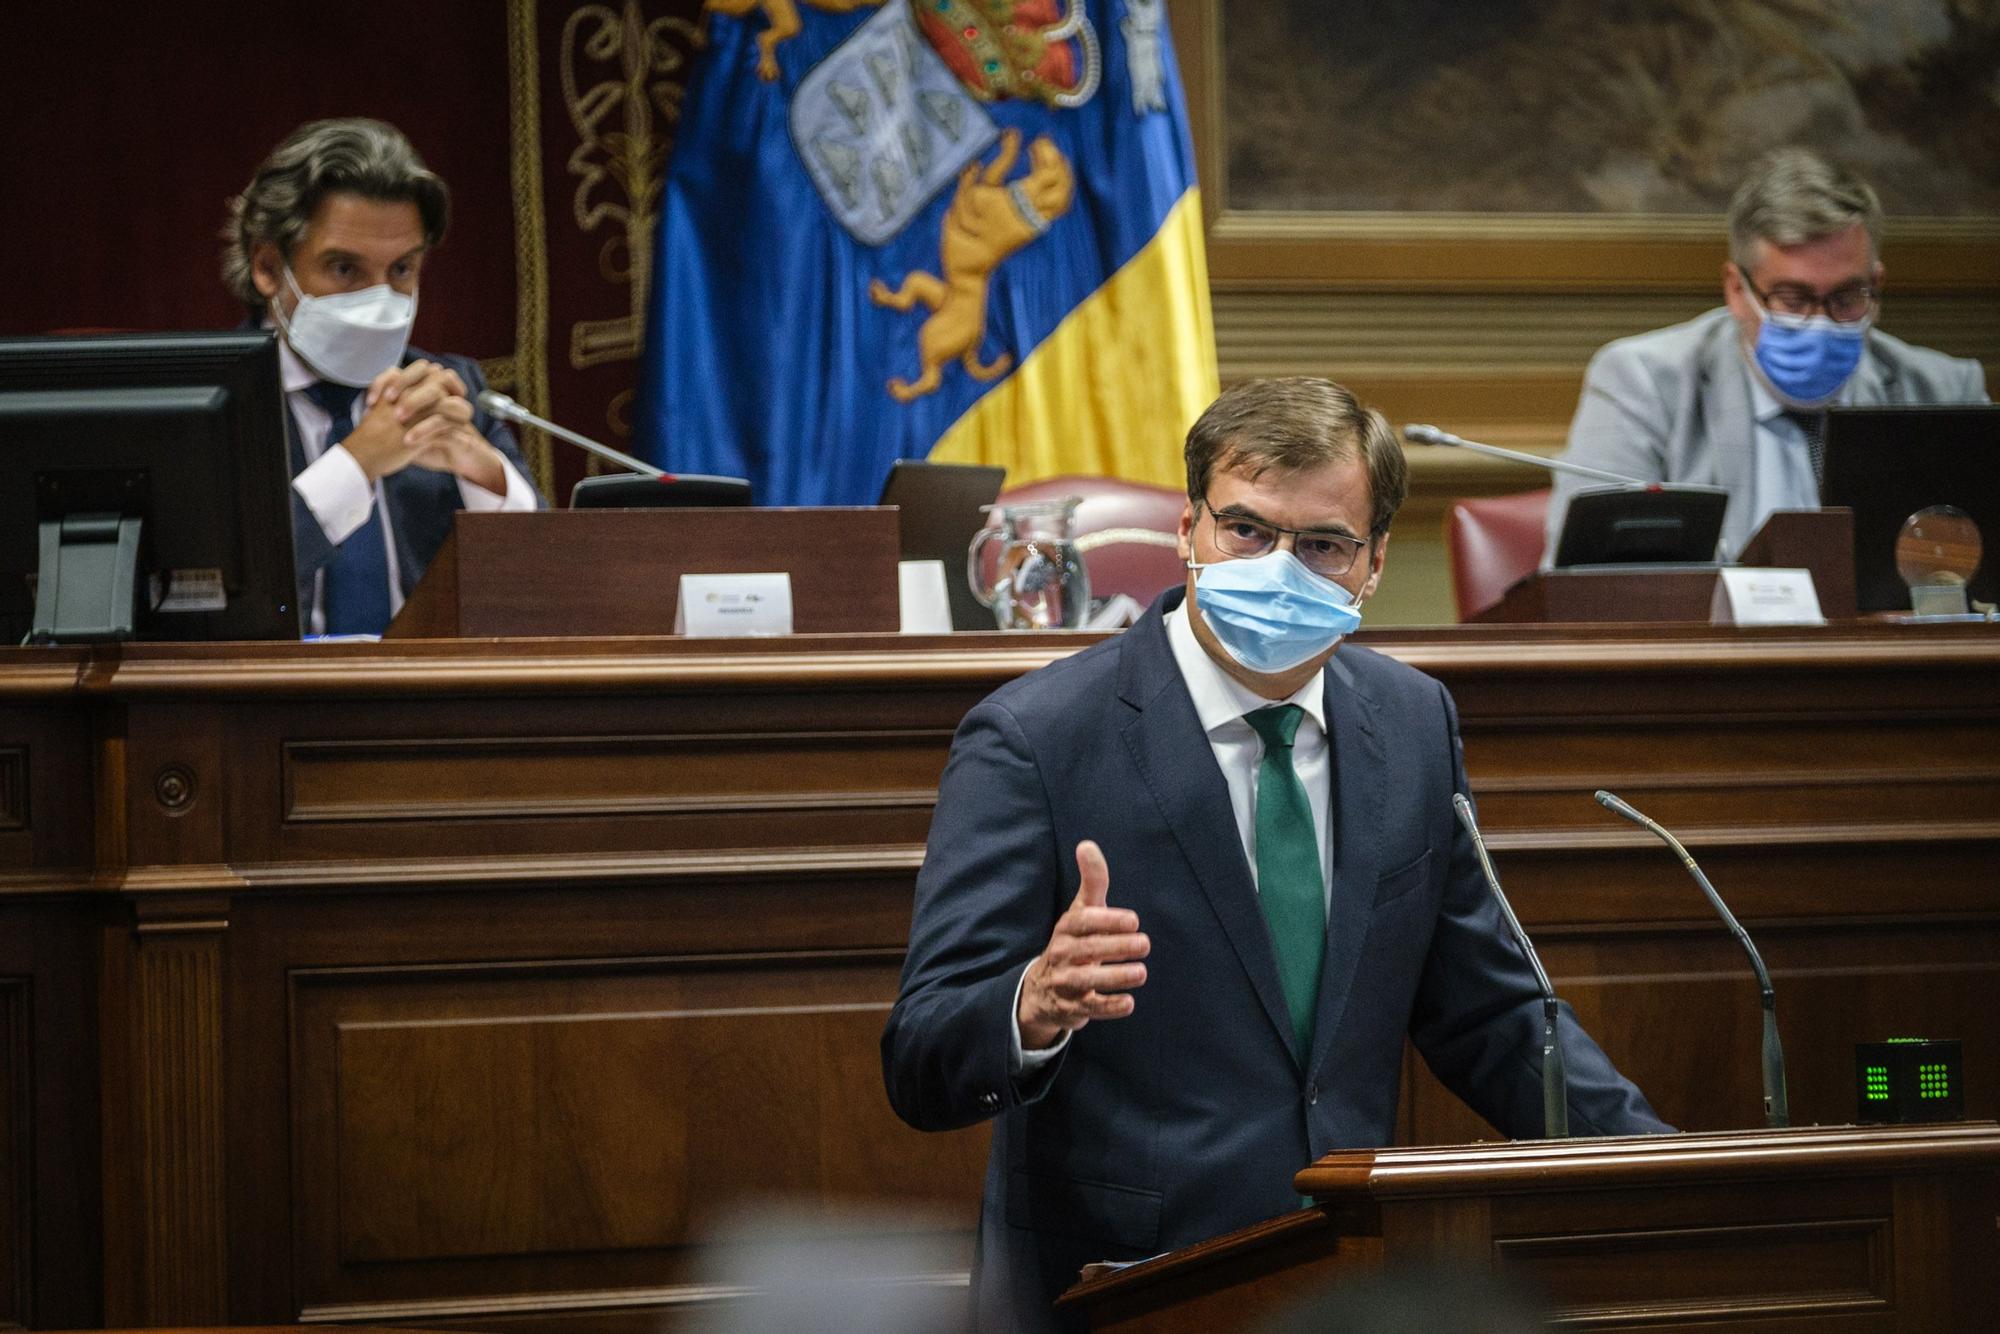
1594, 790, 1789, 1128
1453, 793, 1569, 1138
477, 389, 663, 478
1403, 423, 1657, 487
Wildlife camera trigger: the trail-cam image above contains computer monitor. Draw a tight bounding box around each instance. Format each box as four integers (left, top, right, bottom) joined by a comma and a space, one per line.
1822, 404, 1999, 612
0, 331, 299, 644
570, 472, 753, 508
1550, 484, 1730, 567
878, 458, 1006, 631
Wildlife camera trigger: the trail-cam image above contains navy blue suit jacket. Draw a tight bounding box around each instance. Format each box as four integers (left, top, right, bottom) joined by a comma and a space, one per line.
283, 347, 543, 619
881, 589, 1667, 1330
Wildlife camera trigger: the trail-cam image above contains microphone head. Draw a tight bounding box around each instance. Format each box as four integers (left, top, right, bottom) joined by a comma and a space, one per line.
475, 388, 520, 420
1594, 789, 1647, 825
1402, 424, 1446, 446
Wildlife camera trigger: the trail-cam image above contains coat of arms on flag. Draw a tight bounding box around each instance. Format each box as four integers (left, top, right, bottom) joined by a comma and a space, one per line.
637, 0, 1216, 507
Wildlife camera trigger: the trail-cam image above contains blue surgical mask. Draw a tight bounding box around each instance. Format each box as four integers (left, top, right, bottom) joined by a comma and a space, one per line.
1746, 293, 1867, 408
1190, 549, 1364, 675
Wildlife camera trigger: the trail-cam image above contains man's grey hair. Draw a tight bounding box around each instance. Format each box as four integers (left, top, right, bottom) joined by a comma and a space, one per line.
1727, 147, 1881, 273
221, 118, 450, 313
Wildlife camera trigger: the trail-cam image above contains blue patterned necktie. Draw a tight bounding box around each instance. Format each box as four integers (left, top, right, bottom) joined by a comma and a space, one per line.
305, 381, 393, 635
1245, 704, 1326, 1060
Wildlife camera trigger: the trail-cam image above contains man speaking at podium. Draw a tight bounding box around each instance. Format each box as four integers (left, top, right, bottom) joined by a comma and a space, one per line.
1545, 148, 1989, 564
224, 118, 542, 635
883, 379, 1666, 1331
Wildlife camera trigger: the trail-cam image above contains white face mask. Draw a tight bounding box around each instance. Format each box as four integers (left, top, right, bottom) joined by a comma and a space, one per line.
273, 265, 416, 387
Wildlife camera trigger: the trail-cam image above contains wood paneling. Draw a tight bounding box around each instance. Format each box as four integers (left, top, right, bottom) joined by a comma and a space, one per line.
0, 980, 23, 1331
1, 626, 1996, 1328
288, 952, 984, 1314
280, 730, 952, 825
124, 924, 229, 1324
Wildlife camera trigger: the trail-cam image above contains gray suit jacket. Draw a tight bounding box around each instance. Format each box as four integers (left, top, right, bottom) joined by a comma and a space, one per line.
1544, 307, 1990, 562
881, 590, 1666, 1331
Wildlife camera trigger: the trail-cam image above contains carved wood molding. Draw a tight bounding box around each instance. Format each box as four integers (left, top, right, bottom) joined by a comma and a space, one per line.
0, 752, 21, 833
2, 629, 1995, 701
122, 921, 229, 1322
300, 1273, 972, 1325
280, 729, 954, 825
59, 643, 1080, 699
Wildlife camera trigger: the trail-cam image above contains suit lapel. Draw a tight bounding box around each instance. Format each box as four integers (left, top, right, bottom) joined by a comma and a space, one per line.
1117, 603, 1299, 1059
1308, 651, 1386, 1076
1698, 318, 1757, 503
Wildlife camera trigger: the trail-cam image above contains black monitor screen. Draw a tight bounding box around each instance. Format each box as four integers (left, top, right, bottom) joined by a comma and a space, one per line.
0, 331, 298, 643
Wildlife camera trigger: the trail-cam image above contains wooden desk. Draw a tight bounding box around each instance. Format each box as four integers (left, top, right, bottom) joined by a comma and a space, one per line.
2, 624, 1997, 1329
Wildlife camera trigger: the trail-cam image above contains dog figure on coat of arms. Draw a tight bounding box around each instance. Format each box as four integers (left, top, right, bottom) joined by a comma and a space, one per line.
870, 128, 1074, 402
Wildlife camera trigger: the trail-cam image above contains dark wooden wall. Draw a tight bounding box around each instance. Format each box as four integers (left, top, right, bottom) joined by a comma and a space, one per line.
1, 625, 1997, 1328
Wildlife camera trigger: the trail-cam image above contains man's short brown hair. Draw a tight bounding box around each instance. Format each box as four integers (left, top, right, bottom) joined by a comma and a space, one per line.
1183, 377, 1408, 536
222, 118, 450, 314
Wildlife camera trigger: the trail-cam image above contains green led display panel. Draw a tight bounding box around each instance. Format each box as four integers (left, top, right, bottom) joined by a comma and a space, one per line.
1854, 1039, 1963, 1124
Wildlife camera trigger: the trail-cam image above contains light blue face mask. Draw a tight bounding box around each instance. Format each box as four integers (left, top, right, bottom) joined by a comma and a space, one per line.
1191, 549, 1364, 675
1748, 295, 1868, 407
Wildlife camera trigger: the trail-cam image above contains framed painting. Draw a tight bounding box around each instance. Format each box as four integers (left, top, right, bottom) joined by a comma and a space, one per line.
1169, 0, 2000, 292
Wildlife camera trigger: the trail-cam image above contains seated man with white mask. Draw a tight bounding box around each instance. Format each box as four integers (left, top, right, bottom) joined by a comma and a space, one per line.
222, 118, 543, 635
1544, 148, 1989, 564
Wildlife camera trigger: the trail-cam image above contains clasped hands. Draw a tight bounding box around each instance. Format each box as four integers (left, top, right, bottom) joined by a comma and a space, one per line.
1017, 840, 1151, 1051
341, 360, 506, 494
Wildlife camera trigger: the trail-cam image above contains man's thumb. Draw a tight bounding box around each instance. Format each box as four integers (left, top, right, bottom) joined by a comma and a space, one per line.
1074, 840, 1110, 908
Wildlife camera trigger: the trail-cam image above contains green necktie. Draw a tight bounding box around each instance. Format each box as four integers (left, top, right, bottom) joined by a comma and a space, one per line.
1245, 705, 1325, 1059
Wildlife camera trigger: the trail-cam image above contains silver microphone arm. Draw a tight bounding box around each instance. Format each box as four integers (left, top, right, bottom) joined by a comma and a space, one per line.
1595, 789, 1789, 1128
1403, 423, 1654, 487
1453, 793, 1569, 1139
478, 390, 662, 478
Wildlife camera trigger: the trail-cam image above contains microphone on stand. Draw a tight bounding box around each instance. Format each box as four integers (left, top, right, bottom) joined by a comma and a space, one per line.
1594, 790, 1789, 1128
477, 390, 752, 507
1405, 424, 1730, 566
1403, 424, 1658, 488
1452, 793, 1569, 1138
477, 389, 663, 477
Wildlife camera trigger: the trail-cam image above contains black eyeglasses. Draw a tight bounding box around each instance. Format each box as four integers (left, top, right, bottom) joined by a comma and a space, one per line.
1740, 271, 1877, 325
1197, 498, 1373, 578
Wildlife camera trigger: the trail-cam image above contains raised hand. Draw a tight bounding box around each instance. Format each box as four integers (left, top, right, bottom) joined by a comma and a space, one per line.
1017, 840, 1150, 1051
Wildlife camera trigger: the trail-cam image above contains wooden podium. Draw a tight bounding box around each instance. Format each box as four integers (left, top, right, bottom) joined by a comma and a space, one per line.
1059, 1123, 2000, 1330
1475, 509, 1859, 623
385, 507, 903, 637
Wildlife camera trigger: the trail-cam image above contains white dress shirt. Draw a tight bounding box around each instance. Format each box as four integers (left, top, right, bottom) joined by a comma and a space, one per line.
279, 334, 536, 633
1014, 603, 1335, 1071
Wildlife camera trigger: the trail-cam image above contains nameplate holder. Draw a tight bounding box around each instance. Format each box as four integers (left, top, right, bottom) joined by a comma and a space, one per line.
675, 572, 793, 637
1710, 567, 1825, 627
897, 559, 953, 634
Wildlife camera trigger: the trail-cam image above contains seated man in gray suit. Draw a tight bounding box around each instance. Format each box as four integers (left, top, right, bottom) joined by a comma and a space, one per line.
1545, 148, 1989, 563
883, 378, 1667, 1332
223, 118, 544, 635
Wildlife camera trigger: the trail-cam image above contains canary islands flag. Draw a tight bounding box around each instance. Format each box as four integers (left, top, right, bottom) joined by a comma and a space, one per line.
636, 0, 1217, 505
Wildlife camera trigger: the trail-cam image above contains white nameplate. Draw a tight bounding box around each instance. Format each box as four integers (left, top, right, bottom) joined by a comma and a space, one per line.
1711, 567, 1825, 626
897, 559, 953, 634
674, 572, 793, 637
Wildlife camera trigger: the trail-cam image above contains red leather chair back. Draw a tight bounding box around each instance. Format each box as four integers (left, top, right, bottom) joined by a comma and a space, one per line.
994, 474, 1190, 604
1445, 489, 1551, 621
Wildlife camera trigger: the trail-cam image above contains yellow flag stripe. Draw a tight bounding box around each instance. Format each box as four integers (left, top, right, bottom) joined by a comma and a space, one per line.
928, 188, 1218, 489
